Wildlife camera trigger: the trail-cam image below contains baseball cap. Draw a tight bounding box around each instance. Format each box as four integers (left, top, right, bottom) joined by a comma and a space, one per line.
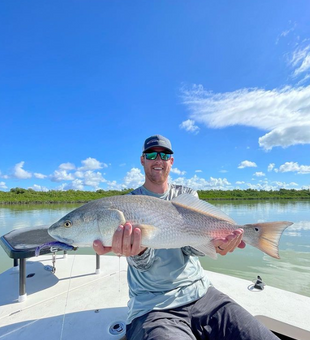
142, 135, 173, 154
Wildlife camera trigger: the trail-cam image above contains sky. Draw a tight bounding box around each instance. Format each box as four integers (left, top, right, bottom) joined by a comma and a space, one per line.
1, 0, 310, 192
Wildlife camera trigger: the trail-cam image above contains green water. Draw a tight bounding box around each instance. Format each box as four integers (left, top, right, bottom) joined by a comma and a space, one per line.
1, 200, 310, 297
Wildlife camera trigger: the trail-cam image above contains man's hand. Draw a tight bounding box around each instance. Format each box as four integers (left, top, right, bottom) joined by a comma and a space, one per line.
212, 228, 246, 256
93, 222, 147, 257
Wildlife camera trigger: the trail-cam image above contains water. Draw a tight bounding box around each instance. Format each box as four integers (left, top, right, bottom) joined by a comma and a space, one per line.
200, 200, 310, 298
0, 200, 309, 297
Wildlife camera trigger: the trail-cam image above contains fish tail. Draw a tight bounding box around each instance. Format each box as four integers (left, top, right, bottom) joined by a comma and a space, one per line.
244, 221, 293, 259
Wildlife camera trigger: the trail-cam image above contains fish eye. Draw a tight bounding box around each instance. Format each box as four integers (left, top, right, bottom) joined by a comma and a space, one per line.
64, 220, 72, 228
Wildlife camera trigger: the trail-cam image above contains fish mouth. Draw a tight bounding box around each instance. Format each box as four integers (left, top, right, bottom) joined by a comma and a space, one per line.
54, 236, 74, 245
48, 226, 74, 245
49, 233, 74, 245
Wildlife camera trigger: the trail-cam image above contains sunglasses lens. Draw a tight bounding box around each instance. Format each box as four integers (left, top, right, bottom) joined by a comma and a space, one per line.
145, 152, 158, 160
144, 152, 171, 160
160, 153, 171, 160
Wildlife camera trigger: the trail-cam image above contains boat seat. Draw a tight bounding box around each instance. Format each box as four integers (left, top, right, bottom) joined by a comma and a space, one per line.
0, 225, 103, 302
0, 225, 57, 260
0, 225, 64, 301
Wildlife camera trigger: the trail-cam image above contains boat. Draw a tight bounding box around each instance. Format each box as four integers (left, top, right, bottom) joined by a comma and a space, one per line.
0, 225, 309, 340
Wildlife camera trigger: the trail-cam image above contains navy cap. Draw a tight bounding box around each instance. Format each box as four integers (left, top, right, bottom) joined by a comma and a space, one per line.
142, 135, 173, 154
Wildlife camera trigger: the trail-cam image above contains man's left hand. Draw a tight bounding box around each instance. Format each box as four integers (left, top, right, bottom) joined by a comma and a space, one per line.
212, 228, 246, 256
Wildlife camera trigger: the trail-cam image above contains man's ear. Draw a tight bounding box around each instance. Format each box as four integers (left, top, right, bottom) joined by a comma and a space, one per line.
141, 155, 145, 166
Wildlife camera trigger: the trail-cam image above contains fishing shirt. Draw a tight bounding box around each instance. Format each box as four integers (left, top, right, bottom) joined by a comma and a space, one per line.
126, 184, 211, 324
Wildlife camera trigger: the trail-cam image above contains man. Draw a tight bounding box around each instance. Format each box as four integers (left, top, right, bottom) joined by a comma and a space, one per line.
93, 135, 279, 339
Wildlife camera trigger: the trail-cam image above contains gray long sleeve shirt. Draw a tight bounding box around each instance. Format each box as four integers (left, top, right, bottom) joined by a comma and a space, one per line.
126, 184, 211, 324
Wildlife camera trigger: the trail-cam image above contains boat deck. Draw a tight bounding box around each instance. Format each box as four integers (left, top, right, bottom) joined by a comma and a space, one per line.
0, 254, 309, 340
0, 255, 128, 339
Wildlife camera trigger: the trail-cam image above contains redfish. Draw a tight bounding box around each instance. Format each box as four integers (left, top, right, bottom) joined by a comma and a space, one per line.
48, 194, 292, 259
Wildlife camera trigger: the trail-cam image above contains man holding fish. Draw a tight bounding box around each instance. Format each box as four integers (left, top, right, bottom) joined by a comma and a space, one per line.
93, 135, 280, 340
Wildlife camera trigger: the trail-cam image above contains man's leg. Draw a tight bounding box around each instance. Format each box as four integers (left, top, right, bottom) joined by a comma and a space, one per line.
191, 287, 280, 340
126, 308, 196, 340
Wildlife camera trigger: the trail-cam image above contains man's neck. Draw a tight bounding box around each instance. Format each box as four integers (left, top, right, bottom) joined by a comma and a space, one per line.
143, 181, 169, 194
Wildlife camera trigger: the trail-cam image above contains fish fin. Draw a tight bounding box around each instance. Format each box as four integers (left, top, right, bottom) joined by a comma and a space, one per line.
87, 198, 113, 209
193, 242, 218, 259
172, 194, 236, 224
97, 209, 126, 247
132, 224, 158, 243
245, 221, 293, 259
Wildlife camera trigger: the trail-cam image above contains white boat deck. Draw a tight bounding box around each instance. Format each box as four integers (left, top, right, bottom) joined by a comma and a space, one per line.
0, 255, 128, 340
0, 254, 309, 340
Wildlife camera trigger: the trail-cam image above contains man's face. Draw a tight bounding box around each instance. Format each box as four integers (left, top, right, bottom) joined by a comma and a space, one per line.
141, 147, 174, 186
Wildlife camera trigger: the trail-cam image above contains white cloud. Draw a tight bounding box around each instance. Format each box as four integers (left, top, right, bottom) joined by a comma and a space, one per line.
34, 173, 47, 179
245, 181, 298, 191
74, 171, 84, 178
50, 170, 75, 182
79, 157, 107, 171
29, 184, 49, 192
0, 170, 9, 179
179, 119, 200, 134
254, 172, 265, 177
172, 175, 231, 190
83, 171, 106, 189
290, 45, 310, 77
49, 157, 109, 188
285, 220, 310, 232
69, 179, 85, 190
106, 180, 123, 191
12, 161, 32, 179
170, 167, 186, 175
238, 160, 257, 169
278, 162, 310, 174
57, 179, 84, 191
296, 73, 310, 86
258, 122, 310, 151
59, 162, 76, 171
55, 183, 67, 191
195, 170, 202, 173
0, 181, 7, 190
276, 22, 296, 44
123, 168, 144, 189
268, 163, 275, 172
272, 181, 299, 188
181, 84, 310, 151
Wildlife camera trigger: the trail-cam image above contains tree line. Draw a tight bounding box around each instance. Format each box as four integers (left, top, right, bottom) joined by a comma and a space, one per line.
198, 188, 310, 200
0, 187, 309, 204
0, 188, 132, 204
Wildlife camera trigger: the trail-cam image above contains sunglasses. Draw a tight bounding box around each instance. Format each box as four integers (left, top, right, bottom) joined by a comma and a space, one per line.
144, 152, 172, 161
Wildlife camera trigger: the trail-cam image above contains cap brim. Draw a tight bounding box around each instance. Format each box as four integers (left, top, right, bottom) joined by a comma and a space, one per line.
143, 147, 173, 154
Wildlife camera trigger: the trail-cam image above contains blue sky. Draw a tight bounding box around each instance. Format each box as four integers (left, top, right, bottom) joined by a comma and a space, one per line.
1, 0, 310, 192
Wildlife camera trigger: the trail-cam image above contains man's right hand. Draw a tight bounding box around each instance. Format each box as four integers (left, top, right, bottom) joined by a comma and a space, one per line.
93, 222, 147, 257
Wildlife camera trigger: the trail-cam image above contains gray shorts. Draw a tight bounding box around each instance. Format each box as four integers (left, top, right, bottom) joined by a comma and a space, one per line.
126, 287, 279, 340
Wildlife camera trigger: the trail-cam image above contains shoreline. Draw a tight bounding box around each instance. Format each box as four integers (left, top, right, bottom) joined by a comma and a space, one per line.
1, 188, 310, 204
1, 197, 310, 205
